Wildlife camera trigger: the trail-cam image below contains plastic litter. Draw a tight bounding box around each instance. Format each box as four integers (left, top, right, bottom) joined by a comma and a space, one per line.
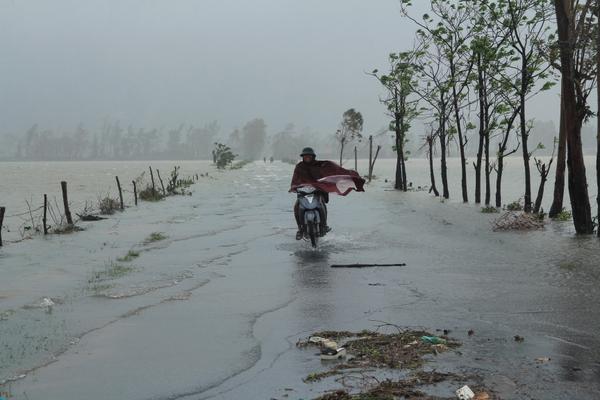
421, 335, 447, 345
455, 385, 475, 400
320, 347, 347, 360
535, 357, 551, 364
308, 336, 338, 350
40, 297, 55, 307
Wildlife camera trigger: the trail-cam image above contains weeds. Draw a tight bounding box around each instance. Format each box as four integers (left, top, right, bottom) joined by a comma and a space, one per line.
145, 232, 167, 243
98, 196, 120, 215
89, 261, 134, 283
117, 250, 140, 262
53, 224, 84, 234
139, 186, 164, 202
552, 209, 572, 221
505, 200, 523, 211
481, 206, 499, 214
230, 160, 252, 170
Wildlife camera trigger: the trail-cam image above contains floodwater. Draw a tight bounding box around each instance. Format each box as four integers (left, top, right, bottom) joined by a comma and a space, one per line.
0, 159, 599, 399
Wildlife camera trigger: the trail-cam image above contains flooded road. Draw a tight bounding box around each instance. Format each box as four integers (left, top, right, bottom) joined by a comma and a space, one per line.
1, 161, 600, 399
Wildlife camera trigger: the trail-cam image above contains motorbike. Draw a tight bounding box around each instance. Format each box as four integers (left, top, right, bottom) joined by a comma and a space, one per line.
296, 185, 327, 248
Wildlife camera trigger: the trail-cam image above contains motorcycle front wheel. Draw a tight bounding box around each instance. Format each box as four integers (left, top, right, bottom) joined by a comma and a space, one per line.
307, 222, 318, 248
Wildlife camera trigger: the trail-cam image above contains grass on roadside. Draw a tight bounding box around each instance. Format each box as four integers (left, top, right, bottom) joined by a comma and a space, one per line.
117, 250, 140, 262
89, 261, 135, 283
145, 232, 168, 243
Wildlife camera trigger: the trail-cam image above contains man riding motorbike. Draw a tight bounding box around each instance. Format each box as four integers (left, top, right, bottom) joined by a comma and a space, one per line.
291, 147, 330, 240
290, 147, 366, 241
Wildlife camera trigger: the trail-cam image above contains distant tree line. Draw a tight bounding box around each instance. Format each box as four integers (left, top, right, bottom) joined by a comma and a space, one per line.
8, 117, 381, 163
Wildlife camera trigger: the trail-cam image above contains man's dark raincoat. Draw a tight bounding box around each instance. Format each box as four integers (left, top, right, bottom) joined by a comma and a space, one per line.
289, 160, 365, 196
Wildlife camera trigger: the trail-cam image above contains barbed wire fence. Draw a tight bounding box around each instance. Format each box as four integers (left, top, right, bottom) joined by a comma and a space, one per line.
0, 165, 202, 246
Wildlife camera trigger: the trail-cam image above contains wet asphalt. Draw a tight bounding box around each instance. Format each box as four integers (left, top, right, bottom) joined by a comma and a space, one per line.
1, 161, 600, 399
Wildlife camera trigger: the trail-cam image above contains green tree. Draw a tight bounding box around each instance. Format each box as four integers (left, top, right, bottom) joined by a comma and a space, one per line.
213, 142, 237, 169
336, 109, 363, 166
480, 0, 555, 212
370, 51, 419, 191
552, 0, 596, 233
401, 0, 476, 202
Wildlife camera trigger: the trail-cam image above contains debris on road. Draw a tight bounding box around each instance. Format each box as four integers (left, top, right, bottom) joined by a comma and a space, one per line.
492, 212, 544, 231
320, 347, 347, 360
421, 335, 447, 345
330, 263, 406, 268
456, 385, 475, 399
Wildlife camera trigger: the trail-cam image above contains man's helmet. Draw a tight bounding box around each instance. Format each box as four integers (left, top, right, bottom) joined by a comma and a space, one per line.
300, 147, 316, 157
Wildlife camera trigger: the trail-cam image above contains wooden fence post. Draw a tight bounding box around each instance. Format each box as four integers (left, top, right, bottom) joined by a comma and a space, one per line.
43, 194, 48, 234
368, 135, 373, 182
115, 176, 124, 211
156, 169, 166, 196
370, 145, 381, 182
61, 181, 73, 225
149, 166, 156, 194
0, 207, 5, 246
132, 181, 138, 206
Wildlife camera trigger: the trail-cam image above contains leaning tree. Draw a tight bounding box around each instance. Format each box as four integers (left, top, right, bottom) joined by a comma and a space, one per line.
552, 0, 597, 233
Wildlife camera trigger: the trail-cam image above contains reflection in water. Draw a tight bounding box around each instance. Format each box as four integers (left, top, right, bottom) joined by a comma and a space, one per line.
291, 245, 334, 325
293, 247, 331, 290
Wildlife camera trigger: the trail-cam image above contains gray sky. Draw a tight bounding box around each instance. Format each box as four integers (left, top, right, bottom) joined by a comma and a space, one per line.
1, 0, 562, 138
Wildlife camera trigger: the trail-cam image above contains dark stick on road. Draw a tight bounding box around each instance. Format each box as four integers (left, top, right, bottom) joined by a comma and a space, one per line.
330, 263, 406, 268
0, 206, 5, 246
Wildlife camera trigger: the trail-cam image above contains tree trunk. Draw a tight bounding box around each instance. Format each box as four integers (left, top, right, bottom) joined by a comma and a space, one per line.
549, 89, 567, 217
496, 151, 504, 208
394, 111, 406, 191
484, 88, 491, 206
475, 134, 484, 203
554, 0, 594, 234
451, 60, 468, 202
520, 90, 532, 212
440, 130, 449, 199
597, 0, 600, 237
428, 138, 439, 197
339, 139, 345, 166
496, 108, 520, 209
400, 140, 408, 191
475, 56, 484, 204
484, 127, 491, 206
534, 165, 547, 214
395, 133, 404, 190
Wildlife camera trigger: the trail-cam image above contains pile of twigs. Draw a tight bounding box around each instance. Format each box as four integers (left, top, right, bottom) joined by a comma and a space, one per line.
492, 211, 544, 231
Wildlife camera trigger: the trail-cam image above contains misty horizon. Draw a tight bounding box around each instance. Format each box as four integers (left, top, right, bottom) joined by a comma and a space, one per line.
2, 0, 574, 147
